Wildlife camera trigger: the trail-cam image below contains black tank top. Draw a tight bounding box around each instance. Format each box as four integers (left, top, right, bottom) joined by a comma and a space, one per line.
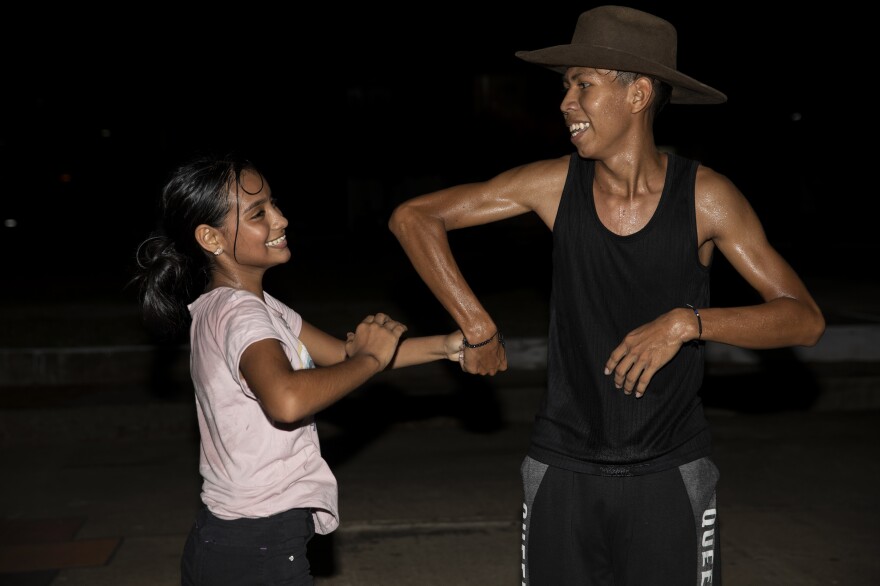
529, 152, 712, 476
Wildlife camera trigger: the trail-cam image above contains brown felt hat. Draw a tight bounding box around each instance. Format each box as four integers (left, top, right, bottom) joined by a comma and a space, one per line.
515, 5, 727, 104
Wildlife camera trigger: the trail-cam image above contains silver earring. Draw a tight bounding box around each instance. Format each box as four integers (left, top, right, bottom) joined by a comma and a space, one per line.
213, 248, 223, 256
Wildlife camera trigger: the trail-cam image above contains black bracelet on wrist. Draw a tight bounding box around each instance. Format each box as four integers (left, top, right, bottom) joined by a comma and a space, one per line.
462, 331, 504, 349
685, 304, 703, 341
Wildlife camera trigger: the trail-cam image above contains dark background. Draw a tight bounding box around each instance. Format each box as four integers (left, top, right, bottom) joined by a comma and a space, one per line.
0, 3, 870, 310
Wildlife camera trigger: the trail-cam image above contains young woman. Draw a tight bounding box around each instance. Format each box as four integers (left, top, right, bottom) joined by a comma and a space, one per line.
131, 153, 462, 585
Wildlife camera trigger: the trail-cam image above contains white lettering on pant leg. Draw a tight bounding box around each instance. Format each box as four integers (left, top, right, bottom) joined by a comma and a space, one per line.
700, 508, 716, 585
521, 503, 528, 586
701, 528, 715, 547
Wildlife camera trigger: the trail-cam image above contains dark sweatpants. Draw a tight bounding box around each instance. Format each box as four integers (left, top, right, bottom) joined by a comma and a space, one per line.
520, 456, 721, 585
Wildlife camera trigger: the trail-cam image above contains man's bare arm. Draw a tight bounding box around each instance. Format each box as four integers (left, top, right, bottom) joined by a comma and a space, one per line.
692, 167, 825, 348
604, 166, 825, 397
389, 157, 569, 375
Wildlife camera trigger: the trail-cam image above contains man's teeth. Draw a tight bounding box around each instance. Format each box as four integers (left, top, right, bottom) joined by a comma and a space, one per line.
266, 235, 286, 246
569, 122, 590, 136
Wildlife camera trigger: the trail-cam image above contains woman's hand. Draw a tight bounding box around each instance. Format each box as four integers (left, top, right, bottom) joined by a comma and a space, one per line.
344, 313, 407, 370
445, 330, 464, 362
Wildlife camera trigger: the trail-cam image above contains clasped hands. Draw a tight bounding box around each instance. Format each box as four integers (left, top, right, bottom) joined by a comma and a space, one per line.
457, 337, 508, 376
344, 313, 463, 370
344, 313, 407, 370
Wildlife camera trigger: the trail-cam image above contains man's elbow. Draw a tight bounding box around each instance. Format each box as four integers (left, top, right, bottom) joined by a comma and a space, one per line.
793, 300, 826, 347
802, 312, 826, 347
388, 201, 419, 240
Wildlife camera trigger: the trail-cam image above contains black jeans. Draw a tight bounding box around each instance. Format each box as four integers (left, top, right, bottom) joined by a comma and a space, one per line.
181, 506, 315, 586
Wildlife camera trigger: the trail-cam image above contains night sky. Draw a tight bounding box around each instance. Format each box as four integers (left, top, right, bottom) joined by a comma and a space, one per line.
0, 3, 868, 303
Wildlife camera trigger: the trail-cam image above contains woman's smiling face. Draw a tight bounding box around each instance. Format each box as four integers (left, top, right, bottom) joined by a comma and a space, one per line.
222, 169, 290, 270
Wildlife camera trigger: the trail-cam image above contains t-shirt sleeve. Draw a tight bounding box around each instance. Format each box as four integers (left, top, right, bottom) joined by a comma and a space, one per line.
265, 291, 304, 337
218, 293, 284, 399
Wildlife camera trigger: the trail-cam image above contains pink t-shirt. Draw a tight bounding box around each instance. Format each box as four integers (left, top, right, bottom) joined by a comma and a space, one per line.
187, 287, 339, 534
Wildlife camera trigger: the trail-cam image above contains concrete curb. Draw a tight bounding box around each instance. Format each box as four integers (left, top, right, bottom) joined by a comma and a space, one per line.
1, 325, 879, 387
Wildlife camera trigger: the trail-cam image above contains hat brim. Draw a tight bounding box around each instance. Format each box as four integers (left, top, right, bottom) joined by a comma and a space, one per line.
515, 45, 727, 105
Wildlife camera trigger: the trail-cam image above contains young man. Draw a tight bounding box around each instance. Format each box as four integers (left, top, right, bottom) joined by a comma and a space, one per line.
389, 5, 825, 585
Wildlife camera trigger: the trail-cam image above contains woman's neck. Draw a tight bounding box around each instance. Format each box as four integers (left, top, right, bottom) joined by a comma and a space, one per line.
208, 272, 264, 299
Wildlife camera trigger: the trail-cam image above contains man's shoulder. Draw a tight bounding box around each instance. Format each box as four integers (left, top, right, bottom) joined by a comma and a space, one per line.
518, 153, 573, 173
500, 154, 572, 193
691, 161, 748, 222
693, 162, 738, 196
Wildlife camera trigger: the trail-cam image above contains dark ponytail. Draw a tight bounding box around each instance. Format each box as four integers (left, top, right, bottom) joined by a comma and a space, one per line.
130, 153, 254, 340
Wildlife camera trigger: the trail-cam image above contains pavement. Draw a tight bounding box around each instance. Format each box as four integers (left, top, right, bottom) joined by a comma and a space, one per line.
1, 253, 879, 585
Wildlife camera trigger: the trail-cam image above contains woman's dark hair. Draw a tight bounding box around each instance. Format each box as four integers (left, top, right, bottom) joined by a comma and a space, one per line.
130, 153, 256, 340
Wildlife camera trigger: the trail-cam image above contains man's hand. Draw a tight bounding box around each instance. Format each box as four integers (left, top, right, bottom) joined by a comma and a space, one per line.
459, 333, 508, 376
604, 308, 692, 397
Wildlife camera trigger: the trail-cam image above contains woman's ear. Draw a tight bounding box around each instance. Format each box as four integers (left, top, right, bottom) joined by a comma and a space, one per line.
195, 224, 223, 256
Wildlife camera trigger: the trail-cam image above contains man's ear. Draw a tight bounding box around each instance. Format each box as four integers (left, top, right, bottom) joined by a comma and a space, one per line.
631, 76, 654, 114
195, 224, 223, 256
